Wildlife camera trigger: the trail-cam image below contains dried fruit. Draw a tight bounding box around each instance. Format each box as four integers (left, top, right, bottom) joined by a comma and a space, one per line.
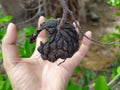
30, 19, 79, 62
30, 0, 114, 64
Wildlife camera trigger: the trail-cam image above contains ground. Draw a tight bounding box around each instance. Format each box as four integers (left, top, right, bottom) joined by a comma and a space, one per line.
80, 3, 120, 71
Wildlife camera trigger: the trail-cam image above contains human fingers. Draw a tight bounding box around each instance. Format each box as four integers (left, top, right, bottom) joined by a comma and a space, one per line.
61, 31, 92, 73
31, 16, 47, 58
73, 21, 80, 34
37, 16, 47, 44
2, 23, 20, 68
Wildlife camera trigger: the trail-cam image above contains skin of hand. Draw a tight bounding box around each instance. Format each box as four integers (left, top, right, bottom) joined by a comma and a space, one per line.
2, 16, 91, 90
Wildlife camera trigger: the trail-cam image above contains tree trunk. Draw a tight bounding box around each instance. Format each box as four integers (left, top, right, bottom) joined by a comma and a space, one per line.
0, 0, 103, 27
0, 0, 26, 23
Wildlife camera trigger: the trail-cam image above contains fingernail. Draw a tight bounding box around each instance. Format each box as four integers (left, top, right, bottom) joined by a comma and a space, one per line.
87, 31, 92, 35
7, 23, 13, 33
7, 23, 17, 35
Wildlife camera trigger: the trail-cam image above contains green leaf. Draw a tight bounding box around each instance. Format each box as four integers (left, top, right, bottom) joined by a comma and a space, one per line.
117, 66, 120, 74
102, 32, 119, 42
46, 17, 54, 21
108, 0, 120, 8
110, 73, 116, 80
46, 37, 50, 42
1, 74, 12, 90
0, 26, 5, 32
0, 81, 5, 90
21, 39, 35, 57
0, 16, 12, 23
23, 26, 35, 36
102, 37, 109, 42
109, 33, 120, 39
18, 38, 35, 57
94, 76, 108, 90
81, 86, 89, 90
0, 52, 2, 60
0, 12, 3, 18
0, 75, 3, 81
21, 40, 31, 57
3, 79, 12, 90
18, 47, 26, 57
115, 25, 120, 33
114, 12, 120, 16
75, 66, 81, 74
0, 28, 6, 39
67, 79, 82, 90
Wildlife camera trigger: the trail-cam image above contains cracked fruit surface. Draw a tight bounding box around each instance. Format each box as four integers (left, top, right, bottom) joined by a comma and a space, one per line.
30, 19, 79, 62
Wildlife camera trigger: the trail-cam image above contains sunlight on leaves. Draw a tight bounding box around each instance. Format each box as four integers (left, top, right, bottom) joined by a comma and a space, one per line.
117, 66, 120, 74
0, 16, 12, 23
94, 76, 108, 90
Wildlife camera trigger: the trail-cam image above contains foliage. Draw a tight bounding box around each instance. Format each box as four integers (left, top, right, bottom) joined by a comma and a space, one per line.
0, 74, 12, 90
94, 76, 108, 90
67, 66, 95, 90
108, 0, 120, 8
0, 12, 13, 90
67, 79, 89, 90
18, 26, 36, 57
80, 68, 95, 86
0, 12, 12, 23
117, 66, 120, 74
101, 0, 120, 89
0, 12, 12, 48
102, 24, 120, 46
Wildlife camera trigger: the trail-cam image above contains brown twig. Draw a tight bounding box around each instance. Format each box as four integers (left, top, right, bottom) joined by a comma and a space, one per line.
20, 0, 42, 11
58, 0, 68, 30
108, 74, 120, 89
59, 0, 115, 45
16, 0, 43, 27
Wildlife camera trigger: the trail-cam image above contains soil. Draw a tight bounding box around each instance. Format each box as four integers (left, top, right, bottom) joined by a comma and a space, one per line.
80, 3, 120, 71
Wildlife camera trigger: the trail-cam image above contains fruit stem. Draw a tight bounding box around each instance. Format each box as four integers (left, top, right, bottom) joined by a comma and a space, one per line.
59, 0, 115, 45
58, 0, 69, 30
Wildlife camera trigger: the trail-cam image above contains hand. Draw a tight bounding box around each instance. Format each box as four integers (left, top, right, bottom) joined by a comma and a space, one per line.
2, 16, 91, 90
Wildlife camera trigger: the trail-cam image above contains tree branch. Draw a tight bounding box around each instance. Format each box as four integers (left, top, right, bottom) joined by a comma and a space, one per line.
108, 74, 120, 86
59, 0, 115, 45
58, 0, 68, 30
16, 0, 43, 27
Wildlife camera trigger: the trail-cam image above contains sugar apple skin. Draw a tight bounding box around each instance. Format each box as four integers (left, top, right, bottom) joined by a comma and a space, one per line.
30, 19, 79, 62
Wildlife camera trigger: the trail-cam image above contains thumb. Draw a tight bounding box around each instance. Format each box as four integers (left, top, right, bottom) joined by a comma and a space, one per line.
2, 23, 20, 68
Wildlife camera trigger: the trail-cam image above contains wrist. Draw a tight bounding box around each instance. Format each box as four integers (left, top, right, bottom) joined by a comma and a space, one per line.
40, 84, 66, 90
40, 80, 67, 90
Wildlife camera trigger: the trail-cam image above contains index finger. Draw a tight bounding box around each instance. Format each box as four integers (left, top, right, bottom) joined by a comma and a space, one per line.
31, 16, 47, 58
60, 31, 92, 73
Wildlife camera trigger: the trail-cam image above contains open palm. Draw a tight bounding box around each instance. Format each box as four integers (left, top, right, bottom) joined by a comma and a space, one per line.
2, 16, 91, 90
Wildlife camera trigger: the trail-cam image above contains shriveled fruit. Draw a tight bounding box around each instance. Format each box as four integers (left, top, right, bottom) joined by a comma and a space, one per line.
30, 19, 79, 62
